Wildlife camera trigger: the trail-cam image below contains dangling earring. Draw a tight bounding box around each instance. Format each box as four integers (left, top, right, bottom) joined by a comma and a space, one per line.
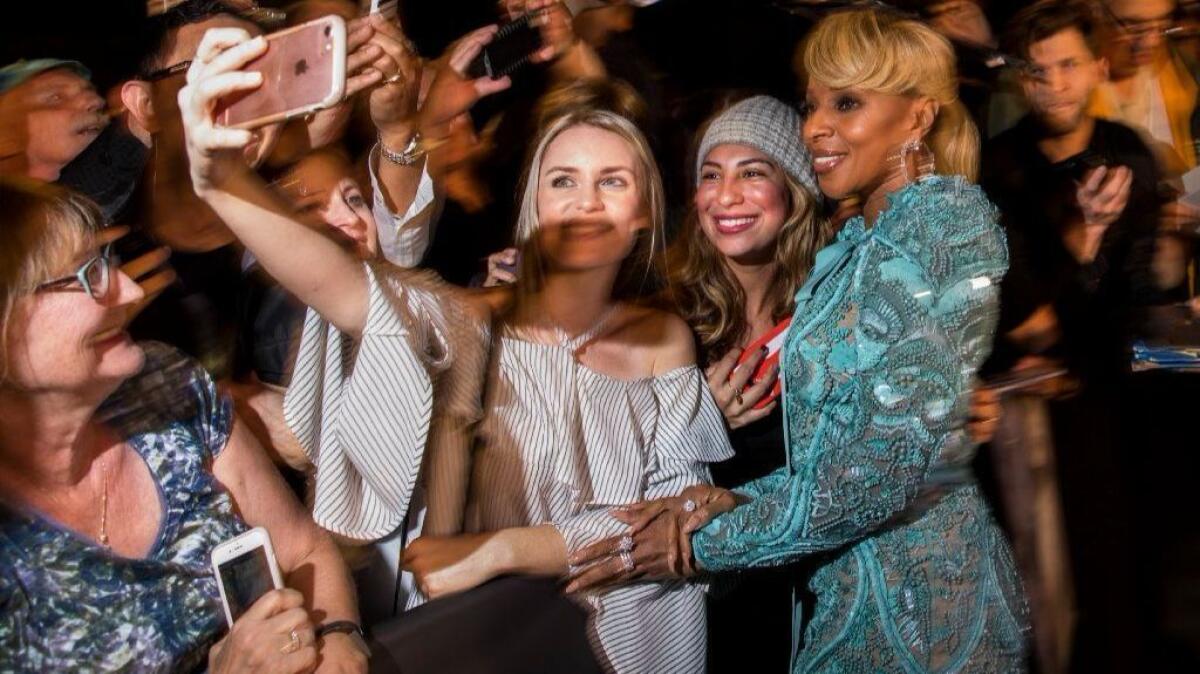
898, 138, 936, 183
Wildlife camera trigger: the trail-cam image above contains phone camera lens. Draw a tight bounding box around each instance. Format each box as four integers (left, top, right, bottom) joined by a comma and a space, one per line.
324, 25, 332, 37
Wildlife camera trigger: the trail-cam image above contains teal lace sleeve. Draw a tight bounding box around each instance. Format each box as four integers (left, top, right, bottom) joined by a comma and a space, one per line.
693, 178, 1008, 571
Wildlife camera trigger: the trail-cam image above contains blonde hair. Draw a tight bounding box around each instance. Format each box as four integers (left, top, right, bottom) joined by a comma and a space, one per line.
667, 169, 832, 362
0, 177, 102, 383
514, 108, 666, 300
803, 9, 980, 181
533, 78, 648, 132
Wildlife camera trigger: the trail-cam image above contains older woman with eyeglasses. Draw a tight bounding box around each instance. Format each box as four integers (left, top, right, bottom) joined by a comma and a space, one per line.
0, 177, 366, 672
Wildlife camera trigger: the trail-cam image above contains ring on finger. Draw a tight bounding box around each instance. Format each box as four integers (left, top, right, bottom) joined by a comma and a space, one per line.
616, 534, 634, 553
383, 73, 403, 85
682, 498, 697, 513
735, 393, 744, 406
281, 628, 301, 654
619, 550, 635, 572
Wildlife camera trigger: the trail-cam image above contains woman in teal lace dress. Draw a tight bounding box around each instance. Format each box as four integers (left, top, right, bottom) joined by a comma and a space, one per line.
569, 10, 1029, 672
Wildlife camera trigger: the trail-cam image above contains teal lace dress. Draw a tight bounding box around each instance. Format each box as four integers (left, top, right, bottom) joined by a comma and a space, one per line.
692, 177, 1030, 672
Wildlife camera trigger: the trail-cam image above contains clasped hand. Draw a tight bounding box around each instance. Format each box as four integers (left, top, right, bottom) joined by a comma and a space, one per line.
564, 485, 744, 593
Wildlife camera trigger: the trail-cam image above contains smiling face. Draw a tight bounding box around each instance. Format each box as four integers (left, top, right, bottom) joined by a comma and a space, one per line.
695, 143, 790, 264
5, 241, 145, 394
282, 151, 377, 258
0, 69, 107, 180
802, 82, 923, 201
1022, 28, 1106, 136
534, 123, 648, 272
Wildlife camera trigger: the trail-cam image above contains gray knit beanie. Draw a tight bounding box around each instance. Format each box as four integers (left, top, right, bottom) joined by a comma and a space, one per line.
695, 95, 817, 196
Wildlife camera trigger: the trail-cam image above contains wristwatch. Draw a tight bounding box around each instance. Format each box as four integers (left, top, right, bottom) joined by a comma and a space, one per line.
317, 621, 370, 657
379, 131, 428, 166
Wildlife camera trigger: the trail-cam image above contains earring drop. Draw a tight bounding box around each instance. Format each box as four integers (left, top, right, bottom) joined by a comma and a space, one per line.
902, 138, 936, 183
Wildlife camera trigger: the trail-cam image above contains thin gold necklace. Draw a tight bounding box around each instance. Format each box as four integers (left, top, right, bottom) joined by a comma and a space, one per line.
97, 454, 110, 549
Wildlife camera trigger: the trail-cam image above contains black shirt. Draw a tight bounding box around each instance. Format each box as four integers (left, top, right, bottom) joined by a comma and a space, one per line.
58, 123, 148, 223
126, 242, 245, 381
981, 116, 1167, 383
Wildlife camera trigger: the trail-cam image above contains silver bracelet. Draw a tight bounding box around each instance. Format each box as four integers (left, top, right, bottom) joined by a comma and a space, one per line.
379, 131, 424, 166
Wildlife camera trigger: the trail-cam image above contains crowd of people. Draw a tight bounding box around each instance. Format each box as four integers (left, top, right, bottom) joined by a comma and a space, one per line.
2, 0, 1199, 672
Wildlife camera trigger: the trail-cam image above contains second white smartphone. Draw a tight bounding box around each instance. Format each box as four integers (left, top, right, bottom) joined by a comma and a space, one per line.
211, 526, 285, 628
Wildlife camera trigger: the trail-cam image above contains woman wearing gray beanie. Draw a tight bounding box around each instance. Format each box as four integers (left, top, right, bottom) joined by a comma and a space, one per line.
673, 94, 833, 671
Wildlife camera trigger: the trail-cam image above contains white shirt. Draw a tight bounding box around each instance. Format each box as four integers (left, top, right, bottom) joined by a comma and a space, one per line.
369, 149, 441, 268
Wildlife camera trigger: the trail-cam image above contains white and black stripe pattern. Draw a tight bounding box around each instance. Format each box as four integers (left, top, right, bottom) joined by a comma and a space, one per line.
465, 322, 734, 674
283, 263, 488, 542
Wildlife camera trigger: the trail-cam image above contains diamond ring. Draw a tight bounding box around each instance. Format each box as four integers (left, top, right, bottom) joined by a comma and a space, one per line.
682, 498, 697, 513
619, 550, 635, 572
616, 534, 634, 553
281, 628, 301, 654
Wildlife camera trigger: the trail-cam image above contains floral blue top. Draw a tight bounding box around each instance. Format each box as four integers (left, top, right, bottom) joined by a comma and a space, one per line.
0, 343, 245, 673
692, 177, 1030, 672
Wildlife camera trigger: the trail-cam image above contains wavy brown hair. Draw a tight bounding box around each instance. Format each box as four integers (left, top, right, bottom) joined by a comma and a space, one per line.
666, 168, 832, 364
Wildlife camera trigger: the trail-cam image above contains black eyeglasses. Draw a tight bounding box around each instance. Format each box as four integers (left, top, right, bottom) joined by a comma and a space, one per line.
141, 60, 192, 82
35, 244, 115, 300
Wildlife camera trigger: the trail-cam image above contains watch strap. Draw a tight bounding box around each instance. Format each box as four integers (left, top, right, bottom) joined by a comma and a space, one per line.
317, 620, 365, 639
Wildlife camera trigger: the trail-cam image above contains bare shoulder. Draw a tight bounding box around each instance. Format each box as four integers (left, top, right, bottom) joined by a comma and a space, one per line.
610, 304, 697, 376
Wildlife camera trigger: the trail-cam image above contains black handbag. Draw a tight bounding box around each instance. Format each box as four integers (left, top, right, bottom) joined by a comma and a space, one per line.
366, 576, 605, 674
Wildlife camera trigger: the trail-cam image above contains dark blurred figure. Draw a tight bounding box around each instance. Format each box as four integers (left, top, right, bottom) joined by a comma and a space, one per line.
117, 1, 282, 379
1094, 0, 1196, 174
983, 3, 1180, 672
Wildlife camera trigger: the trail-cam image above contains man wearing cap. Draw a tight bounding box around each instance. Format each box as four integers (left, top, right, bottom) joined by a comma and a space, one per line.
0, 59, 107, 181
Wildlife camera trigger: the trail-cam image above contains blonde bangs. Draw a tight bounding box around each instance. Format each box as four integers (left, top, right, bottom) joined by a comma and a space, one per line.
803, 10, 957, 100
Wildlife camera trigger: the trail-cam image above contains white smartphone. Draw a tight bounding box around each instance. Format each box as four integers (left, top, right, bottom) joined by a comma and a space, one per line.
210, 526, 285, 628
215, 15, 348, 130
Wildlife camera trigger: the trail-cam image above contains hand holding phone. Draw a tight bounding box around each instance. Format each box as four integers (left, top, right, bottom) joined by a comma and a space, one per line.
706, 321, 789, 430
1074, 163, 1132, 229
416, 26, 514, 139
466, 13, 545, 80
734, 318, 790, 410
207, 587, 316, 672
211, 526, 285, 627
215, 16, 348, 130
